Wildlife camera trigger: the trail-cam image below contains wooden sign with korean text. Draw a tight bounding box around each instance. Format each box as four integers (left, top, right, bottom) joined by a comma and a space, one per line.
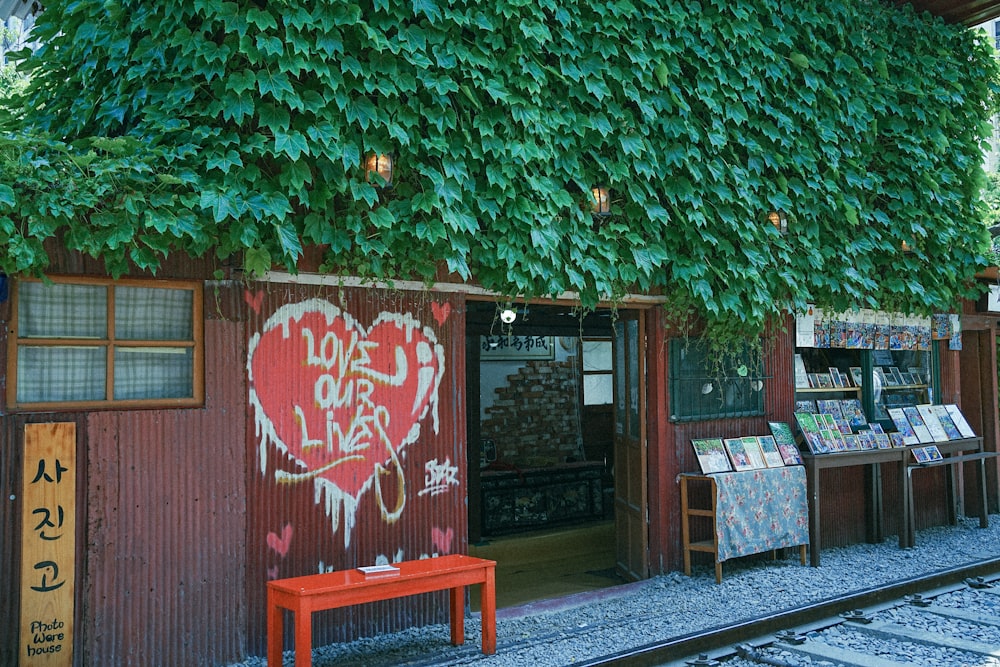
20, 422, 75, 666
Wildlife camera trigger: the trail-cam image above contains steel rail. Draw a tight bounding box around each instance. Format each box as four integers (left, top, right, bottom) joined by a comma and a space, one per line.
577, 556, 1000, 667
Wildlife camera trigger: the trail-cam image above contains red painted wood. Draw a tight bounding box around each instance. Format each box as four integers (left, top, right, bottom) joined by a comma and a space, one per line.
266, 555, 496, 667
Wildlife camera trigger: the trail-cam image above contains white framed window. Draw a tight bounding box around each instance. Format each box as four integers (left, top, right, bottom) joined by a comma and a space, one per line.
8, 277, 203, 409
582, 338, 613, 405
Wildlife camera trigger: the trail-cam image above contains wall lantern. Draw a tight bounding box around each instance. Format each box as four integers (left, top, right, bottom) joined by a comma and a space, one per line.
591, 186, 611, 217
767, 210, 788, 235
500, 306, 517, 324
364, 152, 394, 187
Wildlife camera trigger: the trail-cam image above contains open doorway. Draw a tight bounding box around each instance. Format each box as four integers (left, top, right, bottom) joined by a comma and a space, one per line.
465, 301, 643, 608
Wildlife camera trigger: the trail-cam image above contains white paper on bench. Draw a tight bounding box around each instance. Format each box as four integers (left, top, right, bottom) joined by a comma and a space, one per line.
358, 564, 400, 576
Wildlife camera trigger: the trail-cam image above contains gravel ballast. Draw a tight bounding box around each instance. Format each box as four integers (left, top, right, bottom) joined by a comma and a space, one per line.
230, 515, 1000, 666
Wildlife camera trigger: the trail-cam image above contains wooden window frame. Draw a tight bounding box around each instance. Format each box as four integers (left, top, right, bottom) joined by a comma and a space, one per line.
581, 336, 614, 406
7, 276, 204, 410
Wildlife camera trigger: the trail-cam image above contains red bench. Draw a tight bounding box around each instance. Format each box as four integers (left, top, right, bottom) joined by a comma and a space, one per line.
266, 554, 497, 667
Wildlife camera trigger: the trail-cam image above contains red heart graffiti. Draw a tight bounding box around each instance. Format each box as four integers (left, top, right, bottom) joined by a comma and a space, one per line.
431, 301, 451, 326
267, 523, 293, 558
248, 299, 444, 503
432, 526, 454, 555
244, 289, 264, 314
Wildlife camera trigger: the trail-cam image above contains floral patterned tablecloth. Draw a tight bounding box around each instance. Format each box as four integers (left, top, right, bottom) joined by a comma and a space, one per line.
713, 466, 809, 563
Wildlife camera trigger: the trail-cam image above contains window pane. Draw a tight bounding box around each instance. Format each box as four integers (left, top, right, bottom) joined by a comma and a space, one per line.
669, 339, 764, 421
19, 282, 107, 339
17, 346, 106, 402
114, 348, 194, 400
614, 322, 625, 434
872, 349, 932, 421
582, 340, 612, 371
628, 320, 639, 439
115, 286, 194, 340
584, 375, 613, 405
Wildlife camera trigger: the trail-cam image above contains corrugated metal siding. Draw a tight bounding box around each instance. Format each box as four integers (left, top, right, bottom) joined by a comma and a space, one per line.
83, 285, 247, 666
0, 291, 16, 666
0, 419, 15, 667
244, 283, 466, 654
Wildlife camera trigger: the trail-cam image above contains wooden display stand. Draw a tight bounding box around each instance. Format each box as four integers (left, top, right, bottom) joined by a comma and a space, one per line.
680, 474, 723, 583
801, 436, 988, 563
903, 442, 996, 548
681, 471, 808, 584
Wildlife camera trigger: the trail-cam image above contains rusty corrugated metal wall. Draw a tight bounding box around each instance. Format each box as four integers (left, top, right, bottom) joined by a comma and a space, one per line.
649, 316, 800, 572
243, 282, 466, 655
82, 283, 248, 666
2, 272, 470, 665
0, 275, 250, 667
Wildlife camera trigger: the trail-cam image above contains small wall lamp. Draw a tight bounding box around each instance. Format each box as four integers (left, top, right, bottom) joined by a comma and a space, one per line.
767, 210, 788, 235
364, 153, 394, 187
591, 186, 611, 217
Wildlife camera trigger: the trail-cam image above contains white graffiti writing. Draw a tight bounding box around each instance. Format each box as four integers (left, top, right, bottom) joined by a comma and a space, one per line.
417, 458, 459, 497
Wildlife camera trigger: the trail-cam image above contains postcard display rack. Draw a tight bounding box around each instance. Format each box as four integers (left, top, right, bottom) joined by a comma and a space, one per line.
792, 306, 960, 427
793, 399, 988, 563
789, 307, 990, 564
682, 432, 808, 583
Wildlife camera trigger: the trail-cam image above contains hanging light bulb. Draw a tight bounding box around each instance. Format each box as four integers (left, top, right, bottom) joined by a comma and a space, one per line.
767, 210, 788, 235
590, 185, 611, 216
364, 152, 394, 187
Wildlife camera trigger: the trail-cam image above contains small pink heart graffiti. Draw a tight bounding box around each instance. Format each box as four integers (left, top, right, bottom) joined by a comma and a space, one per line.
432, 526, 454, 555
431, 301, 451, 326
266, 523, 293, 558
244, 289, 264, 314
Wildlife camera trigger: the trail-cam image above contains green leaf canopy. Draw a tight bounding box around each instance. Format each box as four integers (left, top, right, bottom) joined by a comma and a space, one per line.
0, 0, 997, 334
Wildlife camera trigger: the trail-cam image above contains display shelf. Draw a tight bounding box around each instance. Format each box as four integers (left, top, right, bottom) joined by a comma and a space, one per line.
801, 437, 985, 564
795, 387, 861, 394
680, 469, 808, 583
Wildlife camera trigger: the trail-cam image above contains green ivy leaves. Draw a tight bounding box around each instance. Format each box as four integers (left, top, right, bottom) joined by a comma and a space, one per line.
0, 0, 995, 336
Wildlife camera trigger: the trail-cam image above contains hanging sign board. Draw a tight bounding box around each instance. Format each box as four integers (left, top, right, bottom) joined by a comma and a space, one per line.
20, 422, 76, 666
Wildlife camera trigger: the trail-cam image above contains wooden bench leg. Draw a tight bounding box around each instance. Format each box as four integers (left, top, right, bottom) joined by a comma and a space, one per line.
266, 591, 283, 667
714, 561, 722, 584
449, 586, 464, 645
481, 566, 496, 655
799, 545, 807, 566
294, 607, 312, 667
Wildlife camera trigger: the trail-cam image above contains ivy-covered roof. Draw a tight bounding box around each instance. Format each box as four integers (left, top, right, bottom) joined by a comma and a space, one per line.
0, 0, 997, 339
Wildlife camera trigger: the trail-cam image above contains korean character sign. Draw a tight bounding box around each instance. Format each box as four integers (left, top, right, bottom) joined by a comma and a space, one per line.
20, 423, 76, 666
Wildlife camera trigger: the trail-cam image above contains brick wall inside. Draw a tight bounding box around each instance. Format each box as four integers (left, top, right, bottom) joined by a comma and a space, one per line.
481, 358, 584, 467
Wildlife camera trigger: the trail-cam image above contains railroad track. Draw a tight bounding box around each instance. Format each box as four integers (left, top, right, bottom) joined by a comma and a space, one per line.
582, 557, 1000, 667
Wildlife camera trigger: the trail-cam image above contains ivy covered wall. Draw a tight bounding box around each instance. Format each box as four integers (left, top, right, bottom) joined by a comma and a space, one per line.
0, 0, 996, 338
